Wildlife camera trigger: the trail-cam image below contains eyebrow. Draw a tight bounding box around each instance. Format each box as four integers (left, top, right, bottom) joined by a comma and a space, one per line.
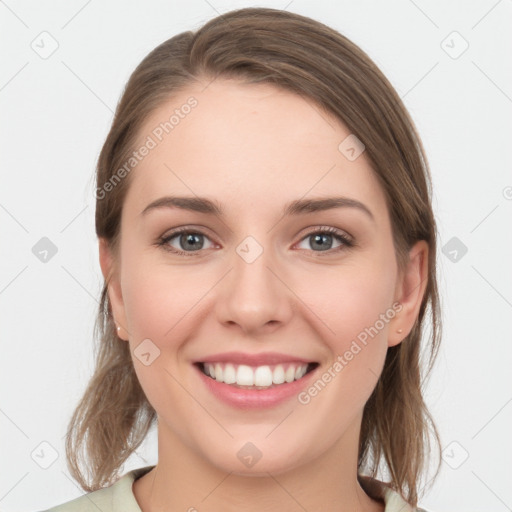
140, 195, 374, 221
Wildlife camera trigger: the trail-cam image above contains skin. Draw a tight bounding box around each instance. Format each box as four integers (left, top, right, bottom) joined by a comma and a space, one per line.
99, 78, 428, 512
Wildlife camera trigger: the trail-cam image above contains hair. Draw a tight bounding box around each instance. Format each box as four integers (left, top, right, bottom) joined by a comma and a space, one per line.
65, 7, 442, 506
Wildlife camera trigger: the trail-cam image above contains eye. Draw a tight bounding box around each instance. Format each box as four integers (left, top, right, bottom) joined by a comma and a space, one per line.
157, 228, 215, 256
295, 227, 354, 254
156, 226, 354, 257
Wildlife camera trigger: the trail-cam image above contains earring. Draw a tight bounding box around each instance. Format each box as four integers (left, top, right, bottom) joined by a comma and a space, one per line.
397, 328, 403, 333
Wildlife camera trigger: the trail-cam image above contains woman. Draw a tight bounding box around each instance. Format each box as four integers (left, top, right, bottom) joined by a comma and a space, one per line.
45, 7, 441, 511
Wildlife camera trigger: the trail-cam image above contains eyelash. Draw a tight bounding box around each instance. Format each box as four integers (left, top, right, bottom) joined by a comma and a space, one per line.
156, 226, 355, 257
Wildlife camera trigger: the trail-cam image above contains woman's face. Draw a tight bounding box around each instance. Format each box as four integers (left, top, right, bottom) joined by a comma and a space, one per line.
100, 78, 427, 475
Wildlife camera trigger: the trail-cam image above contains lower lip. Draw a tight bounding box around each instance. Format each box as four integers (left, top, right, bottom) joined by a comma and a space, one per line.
194, 364, 318, 409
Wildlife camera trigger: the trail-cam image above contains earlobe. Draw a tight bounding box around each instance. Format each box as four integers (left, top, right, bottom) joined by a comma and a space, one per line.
388, 240, 429, 347
98, 238, 129, 341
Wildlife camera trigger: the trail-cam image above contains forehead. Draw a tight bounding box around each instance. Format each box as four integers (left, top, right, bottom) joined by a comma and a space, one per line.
124, 78, 388, 220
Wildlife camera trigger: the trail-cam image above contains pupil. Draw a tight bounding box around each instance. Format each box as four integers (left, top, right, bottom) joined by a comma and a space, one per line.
311, 234, 332, 251
182, 233, 203, 250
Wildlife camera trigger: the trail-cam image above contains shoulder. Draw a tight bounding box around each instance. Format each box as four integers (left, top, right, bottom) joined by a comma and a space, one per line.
41, 484, 117, 512
39, 465, 155, 512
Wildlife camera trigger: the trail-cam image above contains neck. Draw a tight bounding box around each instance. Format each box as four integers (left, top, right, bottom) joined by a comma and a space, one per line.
133, 415, 384, 512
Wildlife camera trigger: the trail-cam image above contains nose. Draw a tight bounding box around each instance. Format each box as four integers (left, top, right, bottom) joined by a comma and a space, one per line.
216, 242, 294, 336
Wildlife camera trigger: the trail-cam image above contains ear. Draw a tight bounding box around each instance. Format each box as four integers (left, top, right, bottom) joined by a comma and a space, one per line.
388, 240, 429, 347
99, 237, 129, 341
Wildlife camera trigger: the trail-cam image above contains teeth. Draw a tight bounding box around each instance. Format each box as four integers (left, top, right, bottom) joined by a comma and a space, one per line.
254, 366, 273, 386
285, 365, 296, 383
214, 363, 223, 382
237, 365, 254, 386
223, 363, 236, 384
202, 362, 310, 387
273, 364, 285, 384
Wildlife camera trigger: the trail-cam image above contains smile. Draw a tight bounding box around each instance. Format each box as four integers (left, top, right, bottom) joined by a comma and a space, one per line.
198, 362, 318, 389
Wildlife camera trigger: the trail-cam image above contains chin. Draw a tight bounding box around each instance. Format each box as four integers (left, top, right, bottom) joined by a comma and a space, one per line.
204, 443, 307, 477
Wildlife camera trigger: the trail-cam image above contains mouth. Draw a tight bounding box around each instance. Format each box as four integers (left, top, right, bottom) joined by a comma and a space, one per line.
195, 361, 320, 390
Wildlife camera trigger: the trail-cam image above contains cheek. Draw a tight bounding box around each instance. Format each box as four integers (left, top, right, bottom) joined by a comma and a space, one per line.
121, 255, 207, 340
296, 256, 396, 395
301, 255, 396, 342
119, 254, 215, 400
119, 257, 205, 415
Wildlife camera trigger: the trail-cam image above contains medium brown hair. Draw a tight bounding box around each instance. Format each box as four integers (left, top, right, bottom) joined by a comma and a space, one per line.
66, 7, 442, 506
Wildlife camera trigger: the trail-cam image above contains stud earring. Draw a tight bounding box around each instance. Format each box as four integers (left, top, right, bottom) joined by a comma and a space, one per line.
397, 328, 403, 333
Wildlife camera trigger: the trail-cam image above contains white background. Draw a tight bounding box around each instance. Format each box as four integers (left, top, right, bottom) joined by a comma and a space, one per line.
1, 1, 511, 511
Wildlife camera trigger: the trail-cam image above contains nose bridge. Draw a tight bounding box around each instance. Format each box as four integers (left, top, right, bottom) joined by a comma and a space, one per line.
217, 233, 292, 332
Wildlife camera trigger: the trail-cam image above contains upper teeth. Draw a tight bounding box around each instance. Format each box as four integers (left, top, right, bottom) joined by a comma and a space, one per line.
203, 363, 309, 387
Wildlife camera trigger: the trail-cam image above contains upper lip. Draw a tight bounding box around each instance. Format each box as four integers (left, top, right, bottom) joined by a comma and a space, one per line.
194, 351, 316, 366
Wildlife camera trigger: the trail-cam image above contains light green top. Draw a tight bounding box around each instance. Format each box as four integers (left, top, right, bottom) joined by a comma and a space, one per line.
42, 465, 425, 511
